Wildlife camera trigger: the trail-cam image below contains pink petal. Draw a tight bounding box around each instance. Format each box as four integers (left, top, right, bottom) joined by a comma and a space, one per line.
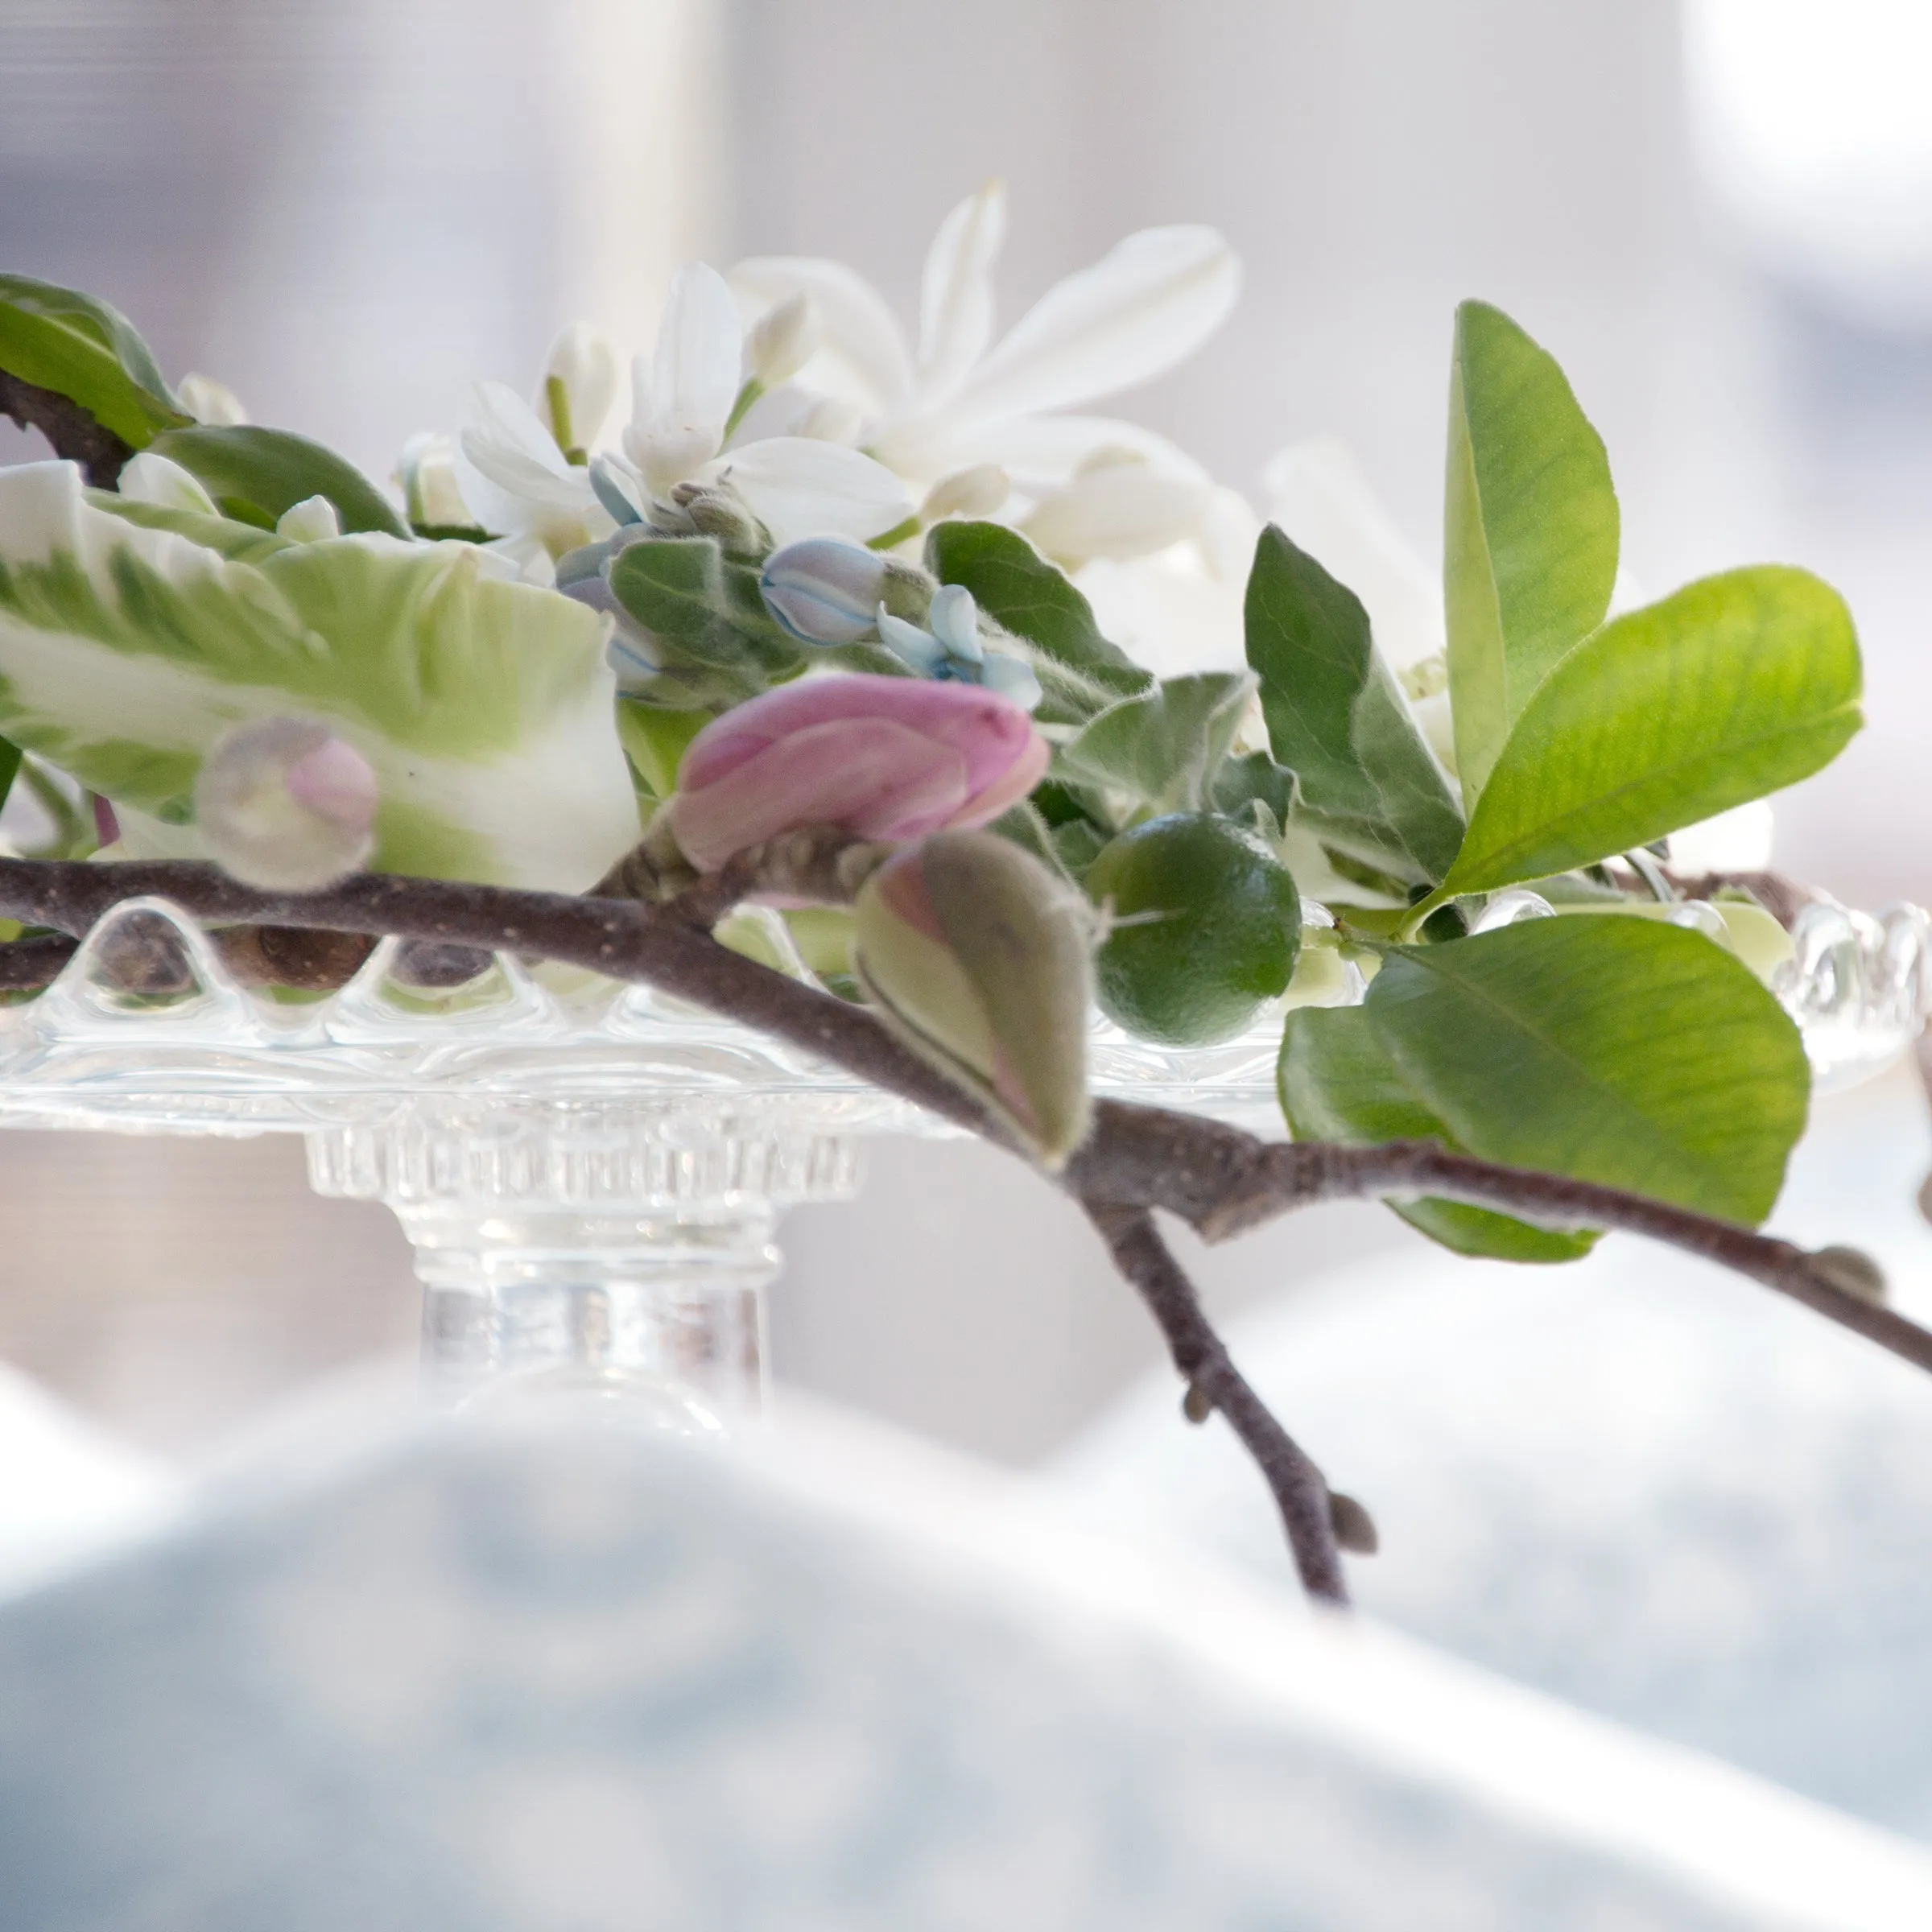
680, 674, 1037, 795
941, 726, 1052, 831
671, 717, 970, 870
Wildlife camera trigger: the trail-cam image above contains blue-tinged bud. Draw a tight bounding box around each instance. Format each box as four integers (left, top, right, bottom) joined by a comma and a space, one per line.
760, 537, 889, 645
979, 651, 1043, 711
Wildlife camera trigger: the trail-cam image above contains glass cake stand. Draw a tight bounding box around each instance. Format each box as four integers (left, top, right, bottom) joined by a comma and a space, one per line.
0, 893, 1919, 1430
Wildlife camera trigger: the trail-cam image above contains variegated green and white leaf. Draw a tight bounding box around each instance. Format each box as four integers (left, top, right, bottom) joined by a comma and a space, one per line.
0, 461, 639, 890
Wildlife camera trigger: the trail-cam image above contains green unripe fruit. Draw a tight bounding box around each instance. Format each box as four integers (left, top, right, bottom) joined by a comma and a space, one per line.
1085, 813, 1302, 1045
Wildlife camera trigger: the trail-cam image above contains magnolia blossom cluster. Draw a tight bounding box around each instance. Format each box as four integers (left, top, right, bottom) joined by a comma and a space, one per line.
400, 180, 1452, 706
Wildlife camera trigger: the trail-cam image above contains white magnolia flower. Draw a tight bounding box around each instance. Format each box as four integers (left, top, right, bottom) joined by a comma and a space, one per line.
729, 180, 1241, 551
455, 377, 614, 561
1074, 485, 1259, 681
615, 262, 914, 550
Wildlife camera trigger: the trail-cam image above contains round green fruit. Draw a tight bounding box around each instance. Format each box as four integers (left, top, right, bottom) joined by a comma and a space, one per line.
1085, 813, 1302, 1045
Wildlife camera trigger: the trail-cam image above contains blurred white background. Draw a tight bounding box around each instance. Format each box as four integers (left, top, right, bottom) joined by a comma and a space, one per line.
1, 0, 1930, 1462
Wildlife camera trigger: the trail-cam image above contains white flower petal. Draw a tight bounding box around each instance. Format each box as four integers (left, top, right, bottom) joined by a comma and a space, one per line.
1261, 436, 1443, 670
654, 262, 746, 436
1022, 464, 1210, 566
877, 411, 1209, 496
943, 225, 1240, 424
702, 438, 913, 549
729, 256, 914, 411
916, 179, 1007, 409
460, 382, 582, 506
1075, 549, 1248, 679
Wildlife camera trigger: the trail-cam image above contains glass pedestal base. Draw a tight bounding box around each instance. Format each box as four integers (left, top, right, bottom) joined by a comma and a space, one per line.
0, 890, 1922, 1430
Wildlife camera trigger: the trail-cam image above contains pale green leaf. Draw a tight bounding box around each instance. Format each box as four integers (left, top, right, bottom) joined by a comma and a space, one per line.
1279, 1002, 1596, 1261
1245, 522, 1463, 884
1057, 671, 1252, 815
1445, 299, 1619, 803
0, 460, 639, 889
1443, 566, 1861, 897
1367, 916, 1808, 1225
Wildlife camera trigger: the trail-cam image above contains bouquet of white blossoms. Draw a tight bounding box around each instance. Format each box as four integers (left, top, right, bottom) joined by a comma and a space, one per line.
0, 181, 1901, 1602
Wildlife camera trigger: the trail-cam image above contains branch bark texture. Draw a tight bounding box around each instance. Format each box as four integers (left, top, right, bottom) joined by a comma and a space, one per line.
0, 843, 1923, 1598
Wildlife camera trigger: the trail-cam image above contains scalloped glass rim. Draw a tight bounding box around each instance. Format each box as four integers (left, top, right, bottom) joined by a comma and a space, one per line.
0, 894, 1918, 1144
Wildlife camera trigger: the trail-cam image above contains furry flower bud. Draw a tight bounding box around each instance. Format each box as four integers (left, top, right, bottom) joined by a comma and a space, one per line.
760, 537, 890, 644
854, 832, 1093, 1166
668, 674, 1049, 872
195, 716, 378, 891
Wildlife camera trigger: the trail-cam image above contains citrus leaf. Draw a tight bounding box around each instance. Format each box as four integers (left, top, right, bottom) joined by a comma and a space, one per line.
0, 275, 188, 448
1245, 522, 1463, 884
1279, 1003, 1597, 1261
148, 425, 406, 538
1445, 299, 1618, 803
1443, 566, 1861, 897
1366, 916, 1808, 1225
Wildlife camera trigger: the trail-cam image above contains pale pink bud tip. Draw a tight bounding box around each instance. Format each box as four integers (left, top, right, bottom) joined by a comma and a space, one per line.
196, 716, 378, 893
670, 674, 1049, 872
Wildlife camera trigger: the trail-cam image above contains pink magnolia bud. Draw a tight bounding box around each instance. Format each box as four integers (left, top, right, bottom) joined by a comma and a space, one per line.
668, 674, 1050, 872
195, 716, 378, 891
854, 832, 1092, 1167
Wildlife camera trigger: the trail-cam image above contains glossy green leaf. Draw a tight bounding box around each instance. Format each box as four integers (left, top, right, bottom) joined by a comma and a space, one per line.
0, 275, 188, 448
1366, 916, 1808, 1225
148, 424, 406, 538
1280, 1003, 1597, 1261
1058, 671, 1253, 815
1443, 566, 1861, 897
1444, 299, 1619, 803
1245, 522, 1463, 884
926, 519, 1151, 724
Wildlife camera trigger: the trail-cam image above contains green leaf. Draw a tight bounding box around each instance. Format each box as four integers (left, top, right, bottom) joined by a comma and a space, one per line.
147, 424, 406, 538
1057, 671, 1253, 815
1279, 1003, 1596, 1261
616, 699, 708, 800
1212, 748, 1298, 837
1245, 523, 1464, 884
1366, 916, 1808, 1225
0, 461, 639, 890
925, 519, 1151, 724
1443, 566, 1861, 897
1445, 299, 1619, 803
0, 275, 188, 448
607, 535, 804, 681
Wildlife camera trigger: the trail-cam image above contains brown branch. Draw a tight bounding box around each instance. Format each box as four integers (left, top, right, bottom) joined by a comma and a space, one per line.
0, 369, 134, 487
0, 847, 1926, 1600
1087, 1203, 1348, 1604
